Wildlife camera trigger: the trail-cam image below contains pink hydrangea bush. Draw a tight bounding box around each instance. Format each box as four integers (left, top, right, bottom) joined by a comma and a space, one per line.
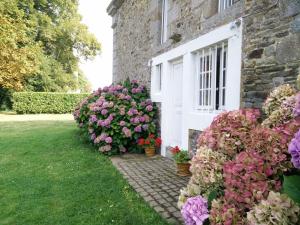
198, 109, 260, 158
74, 79, 158, 155
210, 198, 245, 225
243, 127, 292, 176
223, 150, 282, 211
178, 146, 227, 208
73, 89, 102, 128
180, 87, 300, 224
273, 118, 300, 147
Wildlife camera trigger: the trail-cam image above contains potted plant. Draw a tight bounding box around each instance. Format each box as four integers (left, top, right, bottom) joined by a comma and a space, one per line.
171, 146, 191, 176
138, 134, 162, 157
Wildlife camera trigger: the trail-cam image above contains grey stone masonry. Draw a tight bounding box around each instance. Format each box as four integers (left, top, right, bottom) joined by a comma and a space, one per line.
242, 0, 300, 108
107, 0, 300, 108
111, 154, 190, 225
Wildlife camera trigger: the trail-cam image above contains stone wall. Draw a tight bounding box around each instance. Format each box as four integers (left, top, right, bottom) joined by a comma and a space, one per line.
188, 129, 202, 155
108, 0, 300, 153
110, 0, 152, 86
109, 0, 243, 87
242, 0, 300, 108
109, 0, 300, 108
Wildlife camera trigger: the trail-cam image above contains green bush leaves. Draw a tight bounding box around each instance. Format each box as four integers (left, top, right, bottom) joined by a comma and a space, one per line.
13, 92, 89, 114
283, 175, 300, 204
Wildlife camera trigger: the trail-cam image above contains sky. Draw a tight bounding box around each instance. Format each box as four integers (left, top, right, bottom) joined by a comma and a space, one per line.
78, 0, 113, 90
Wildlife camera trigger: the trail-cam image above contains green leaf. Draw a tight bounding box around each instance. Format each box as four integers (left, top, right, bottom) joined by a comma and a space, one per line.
207, 189, 218, 208
283, 175, 300, 204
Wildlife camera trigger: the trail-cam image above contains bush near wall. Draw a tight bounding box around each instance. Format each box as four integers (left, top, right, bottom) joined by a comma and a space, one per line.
13, 92, 89, 114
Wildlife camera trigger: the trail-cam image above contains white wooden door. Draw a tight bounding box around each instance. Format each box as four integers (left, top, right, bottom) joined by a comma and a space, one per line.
167, 60, 183, 147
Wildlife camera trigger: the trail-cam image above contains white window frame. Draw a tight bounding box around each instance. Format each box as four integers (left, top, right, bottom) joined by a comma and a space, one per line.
151, 63, 163, 102
195, 42, 228, 112
161, 0, 168, 44
219, 0, 234, 12
151, 20, 242, 156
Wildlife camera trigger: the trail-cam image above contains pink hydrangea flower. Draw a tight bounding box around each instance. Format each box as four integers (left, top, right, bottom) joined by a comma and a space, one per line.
122, 127, 132, 138
101, 109, 108, 115
146, 105, 153, 112
134, 125, 142, 133
120, 121, 126, 126
105, 137, 113, 144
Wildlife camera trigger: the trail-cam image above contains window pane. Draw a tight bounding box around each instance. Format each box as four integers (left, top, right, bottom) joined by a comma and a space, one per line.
219, 0, 233, 12
223, 70, 226, 87
161, 0, 168, 43
222, 89, 226, 106
196, 41, 228, 110
199, 91, 202, 106
223, 50, 227, 68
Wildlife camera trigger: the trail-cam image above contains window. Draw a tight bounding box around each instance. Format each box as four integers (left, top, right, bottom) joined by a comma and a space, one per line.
156, 64, 162, 92
219, 0, 233, 12
161, 0, 168, 44
196, 41, 228, 111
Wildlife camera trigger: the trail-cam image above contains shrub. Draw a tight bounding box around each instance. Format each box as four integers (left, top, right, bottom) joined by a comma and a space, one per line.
13, 92, 89, 114
178, 146, 227, 208
262, 84, 296, 117
223, 150, 281, 211
74, 79, 158, 155
73, 89, 102, 128
288, 130, 300, 169
247, 192, 300, 225
198, 109, 260, 158
262, 95, 296, 128
181, 196, 209, 225
179, 87, 300, 225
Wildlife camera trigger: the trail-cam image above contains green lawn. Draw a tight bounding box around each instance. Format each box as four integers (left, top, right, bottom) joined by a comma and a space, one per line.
0, 120, 169, 225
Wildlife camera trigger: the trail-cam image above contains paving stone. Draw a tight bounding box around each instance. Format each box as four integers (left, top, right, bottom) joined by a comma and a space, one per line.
167, 217, 178, 225
154, 206, 164, 213
111, 154, 190, 224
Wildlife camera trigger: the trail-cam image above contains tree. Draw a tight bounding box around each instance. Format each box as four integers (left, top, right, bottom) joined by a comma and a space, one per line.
19, 0, 101, 92
0, 0, 101, 92
0, 0, 42, 91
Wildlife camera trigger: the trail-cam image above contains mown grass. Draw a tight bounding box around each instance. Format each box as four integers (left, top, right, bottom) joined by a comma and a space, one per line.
0, 120, 169, 225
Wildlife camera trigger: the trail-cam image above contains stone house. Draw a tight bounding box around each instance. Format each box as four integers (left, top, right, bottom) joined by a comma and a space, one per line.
107, 0, 300, 156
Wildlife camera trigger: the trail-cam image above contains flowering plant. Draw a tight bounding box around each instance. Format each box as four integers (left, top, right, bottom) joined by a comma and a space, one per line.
288, 129, 300, 169
247, 191, 300, 225
198, 109, 260, 158
262, 84, 296, 117
179, 85, 300, 225
171, 146, 190, 163
210, 198, 245, 225
137, 134, 162, 148
73, 89, 102, 129
262, 95, 296, 128
178, 146, 227, 208
74, 79, 158, 155
181, 196, 209, 225
223, 150, 282, 211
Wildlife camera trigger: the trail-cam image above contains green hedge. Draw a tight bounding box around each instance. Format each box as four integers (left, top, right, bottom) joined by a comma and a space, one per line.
13, 92, 89, 114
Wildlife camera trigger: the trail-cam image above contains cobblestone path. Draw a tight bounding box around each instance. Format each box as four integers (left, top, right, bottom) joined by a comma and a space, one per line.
111, 154, 190, 225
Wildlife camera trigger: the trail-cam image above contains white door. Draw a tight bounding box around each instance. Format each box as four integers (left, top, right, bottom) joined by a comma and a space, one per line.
167, 60, 183, 147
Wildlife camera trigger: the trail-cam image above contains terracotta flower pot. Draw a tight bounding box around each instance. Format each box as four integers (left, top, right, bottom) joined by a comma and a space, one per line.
176, 162, 191, 176
145, 146, 156, 157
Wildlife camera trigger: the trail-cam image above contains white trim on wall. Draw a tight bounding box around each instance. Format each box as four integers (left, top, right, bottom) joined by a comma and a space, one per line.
151, 19, 243, 156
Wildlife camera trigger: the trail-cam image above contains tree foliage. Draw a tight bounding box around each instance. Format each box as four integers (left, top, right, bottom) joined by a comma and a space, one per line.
0, 0, 100, 92
0, 0, 42, 91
